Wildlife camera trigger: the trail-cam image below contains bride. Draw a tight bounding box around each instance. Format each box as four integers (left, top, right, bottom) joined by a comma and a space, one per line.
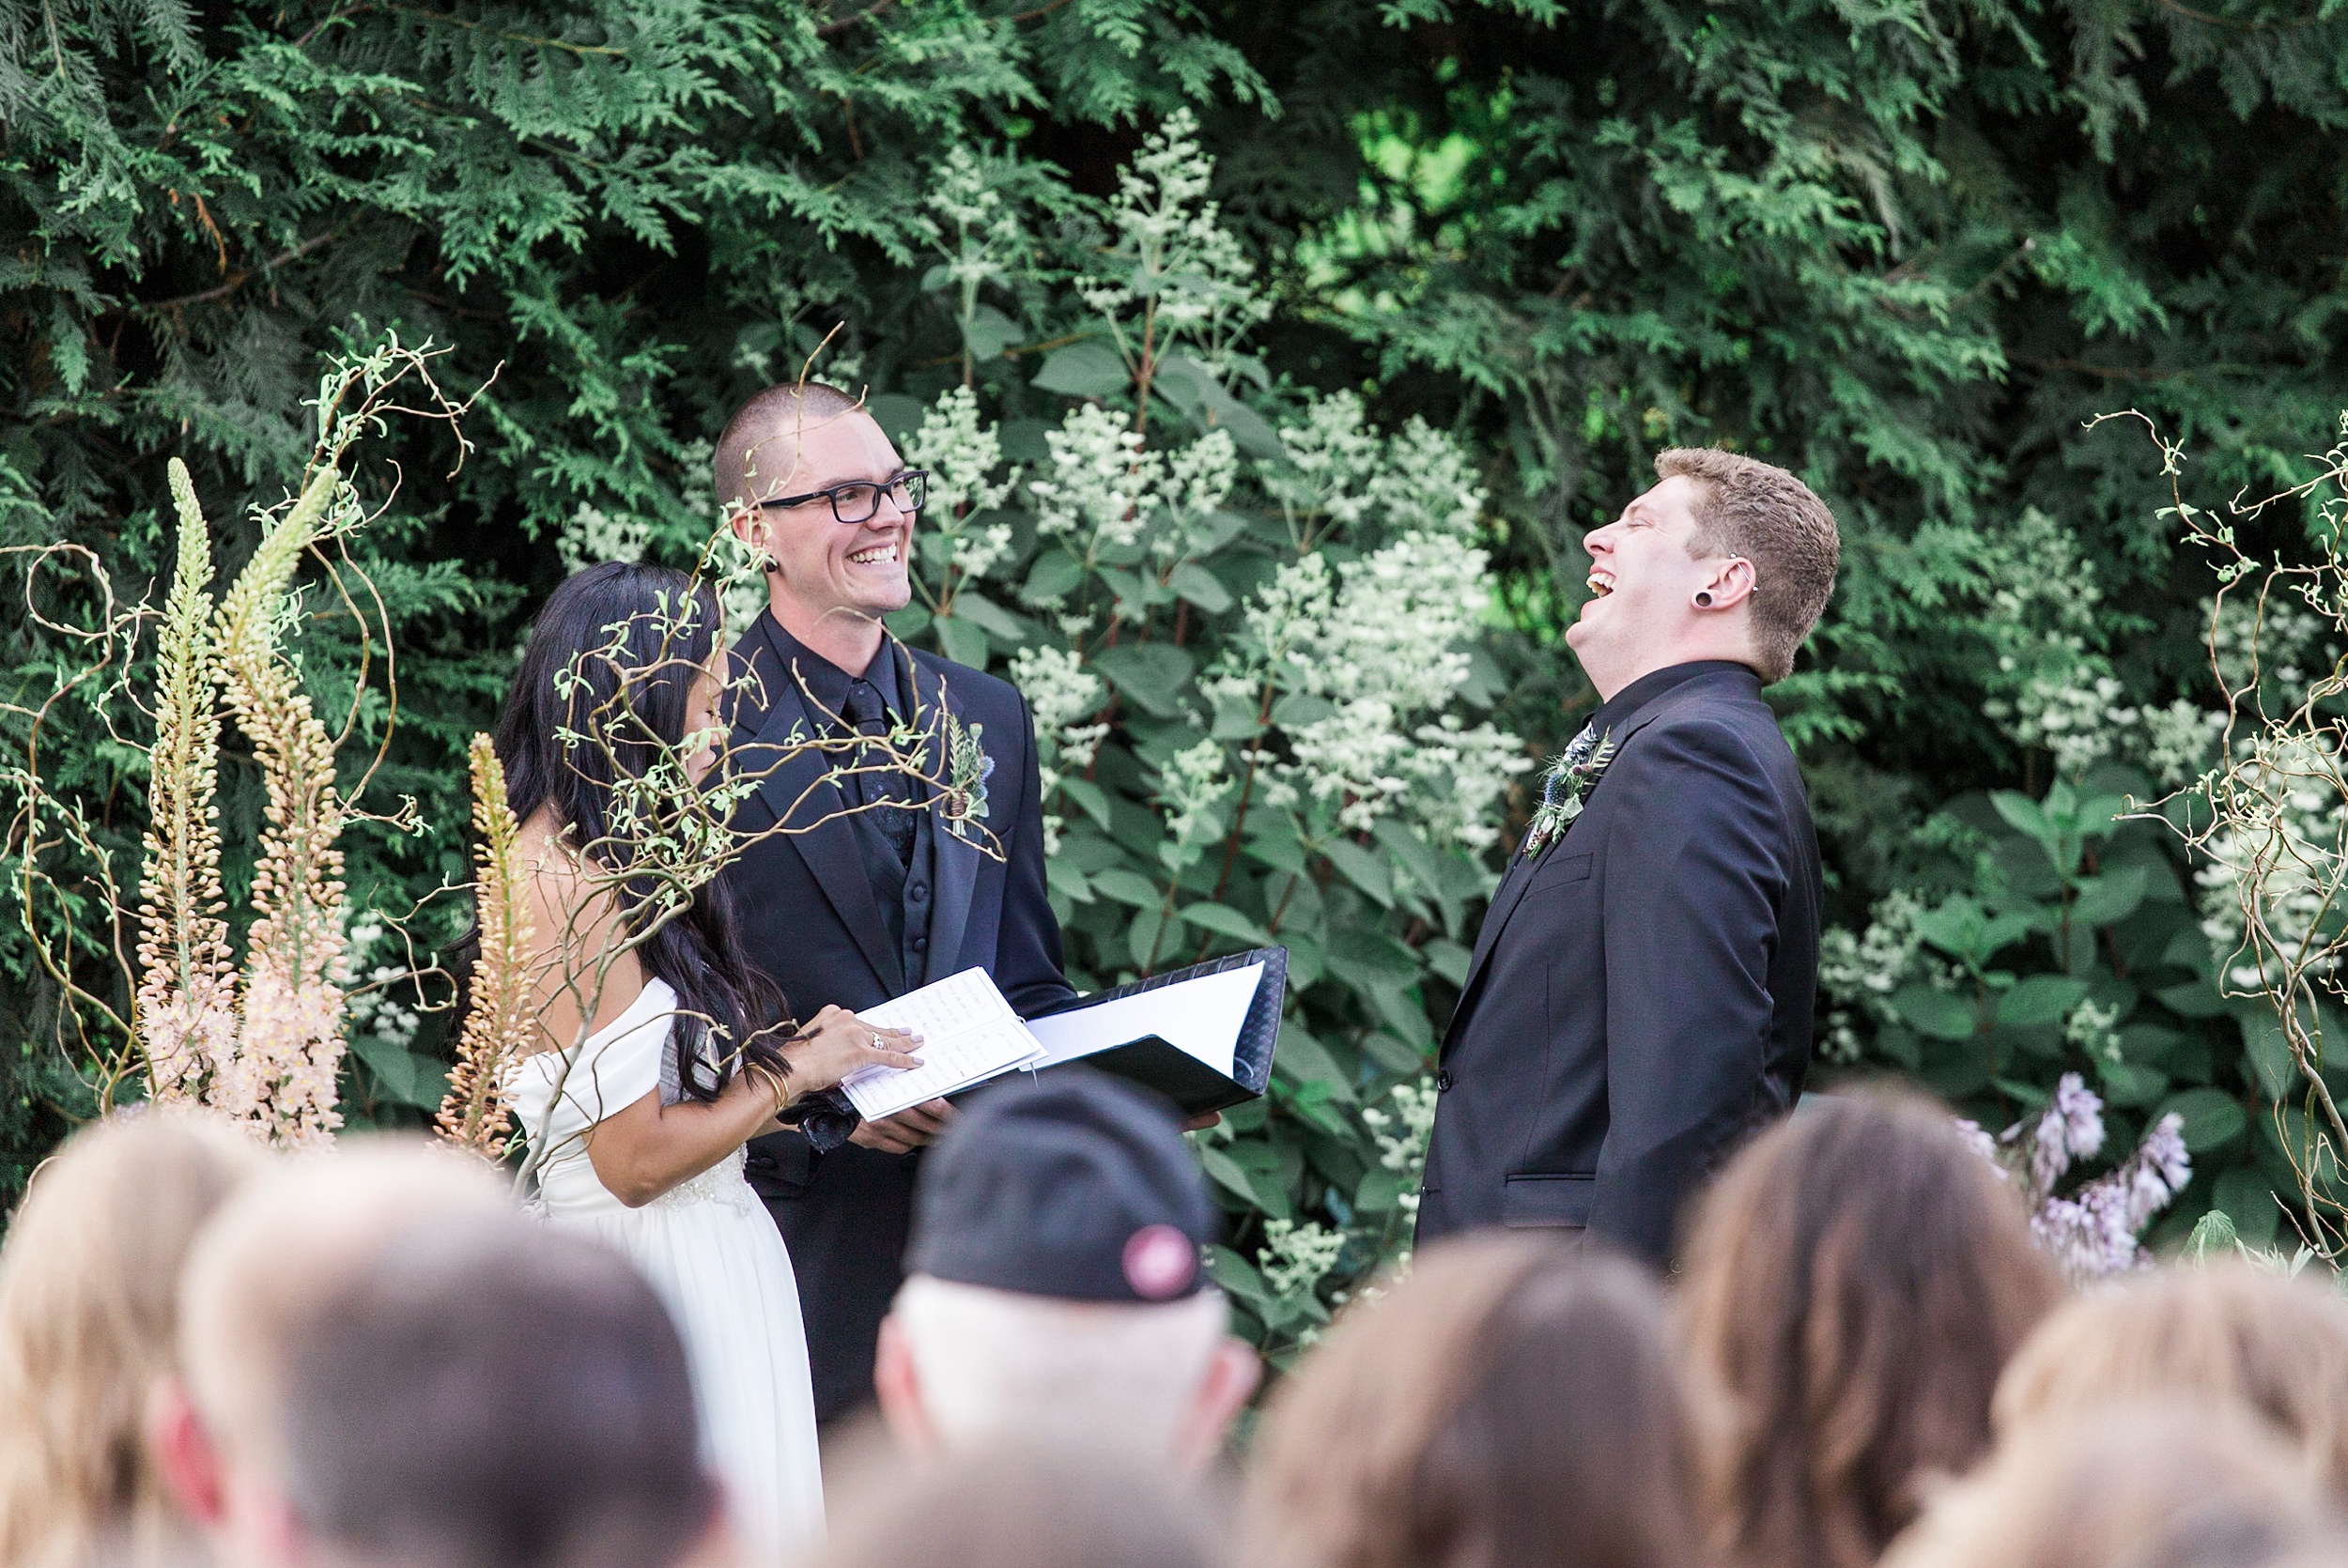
487, 561, 919, 1562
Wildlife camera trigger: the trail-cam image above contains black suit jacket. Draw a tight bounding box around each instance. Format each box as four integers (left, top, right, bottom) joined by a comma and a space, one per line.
1416, 661, 1822, 1266
719, 610, 1073, 1420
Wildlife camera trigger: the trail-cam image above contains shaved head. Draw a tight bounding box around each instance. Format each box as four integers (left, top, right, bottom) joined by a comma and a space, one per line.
714, 381, 868, 510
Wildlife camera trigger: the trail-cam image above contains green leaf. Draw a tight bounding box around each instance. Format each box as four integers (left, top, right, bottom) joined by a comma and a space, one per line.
950, 589, 1027, 642
1321, 838, 1394, 908
1179, 900, 1274, 945
1025, 550, 1088, 604
1893, 983, 1979, 1041
2155, 980, 2230, 1019
1044, 857, 1093, 902
1989, 790, 2054, 845
1999, 974, 2090, 1029
1168, 561, 1232, 612
1423, 938, 1472, 987
1031, 340, 1130, 399
1127, 904, 1166, 971
2160, 1087, 2249, 1152
1271, 1022, 1352, 1100
935, 614, 988, 669
1090, 867, 1161, 906
2070, 865, 2150, 929
1152, 355, 1285, 457
961, 302, 1024, 361
1093, 643, 1196, 717
1058, 776, 1113, 830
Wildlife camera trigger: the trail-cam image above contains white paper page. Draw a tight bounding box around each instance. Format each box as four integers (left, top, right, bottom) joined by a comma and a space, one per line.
1024, 961, 1263, 1077
842, 968, 1044, 1121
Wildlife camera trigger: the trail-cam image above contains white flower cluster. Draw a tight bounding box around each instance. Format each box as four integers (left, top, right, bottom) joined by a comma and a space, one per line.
1156, 428, 1237, 561
1360, 1076, 1440, 1218
556, 502, 652, 576
338, 915, 420, 1050
1256, 1216, 1347, 1310
2196, 730, 2344, 993
1961, 1073, 2192, 1283
1156, 737, 1235, 863
1081, 107, 1270, 377
907, 386, 1020, 583
1029, 404, 1157, 554
1007, 644, 1107, 854
1979, 511, 2229, 789
1197, 398, 1522, 844
2064, 996, 2125, 1065
1815, 888, 1942, 1064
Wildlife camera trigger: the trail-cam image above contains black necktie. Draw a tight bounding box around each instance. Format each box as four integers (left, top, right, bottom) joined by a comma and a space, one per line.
843, 678, 919, 869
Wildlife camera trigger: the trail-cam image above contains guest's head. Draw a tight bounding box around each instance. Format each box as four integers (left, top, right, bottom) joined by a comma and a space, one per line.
278, 1214, 722, 1568
1879, 1399, 2329, 1568
874, 1071, 1257, 1469
718, 380, 919, 635
1679, 1089, 2063, 1568
1567, 447, 1840, 698
817, 1439, 1222, 1568
1995, 1263, 2348, 1494
149, 1137, 507, 1568
0, 1110, 267, 1568
486, 558, 780, 1099
1241, 1236, 1707, 1568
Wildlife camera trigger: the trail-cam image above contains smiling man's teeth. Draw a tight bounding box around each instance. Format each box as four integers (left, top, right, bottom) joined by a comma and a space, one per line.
848, 543, 899, 565
1586, 572, 1614, 597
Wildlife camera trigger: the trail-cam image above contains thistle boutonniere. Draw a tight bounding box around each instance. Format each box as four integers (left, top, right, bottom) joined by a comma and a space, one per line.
1522, 729, 1617, 858
940, 713, 994, 838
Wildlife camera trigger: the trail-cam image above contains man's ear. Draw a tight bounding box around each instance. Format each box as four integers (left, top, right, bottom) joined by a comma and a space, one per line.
147, 1377, 228, 1528
1174, 1337, 1261, 1472
728, 505, 772, 570
873, 1314, 941, 1461
1695, 555, 1756, 613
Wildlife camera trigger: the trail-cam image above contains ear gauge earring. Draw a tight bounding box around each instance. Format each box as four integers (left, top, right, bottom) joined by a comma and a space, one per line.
1694, 592, 1714, 607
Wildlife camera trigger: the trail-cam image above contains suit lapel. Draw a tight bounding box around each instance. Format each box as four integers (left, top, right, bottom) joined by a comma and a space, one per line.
730, 616, 904, 993
1444, 695, 1691, 1052
912, 653, 981, 980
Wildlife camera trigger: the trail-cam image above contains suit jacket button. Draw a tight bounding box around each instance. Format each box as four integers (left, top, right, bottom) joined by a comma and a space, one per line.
1436, 1070, 1454, 1092
909, 882, 928, 901
911, 934, 928, 953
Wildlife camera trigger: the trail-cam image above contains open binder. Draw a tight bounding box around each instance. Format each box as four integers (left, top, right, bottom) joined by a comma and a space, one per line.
1018, 946, 1287, 1115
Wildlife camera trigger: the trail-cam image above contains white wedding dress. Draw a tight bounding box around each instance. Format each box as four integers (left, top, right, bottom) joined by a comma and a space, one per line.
509, 979, 825, 1562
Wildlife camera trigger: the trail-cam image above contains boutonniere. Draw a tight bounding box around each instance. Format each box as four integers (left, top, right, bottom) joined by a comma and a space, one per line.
1522, 730, 1616, 857
940, 712, 994, 838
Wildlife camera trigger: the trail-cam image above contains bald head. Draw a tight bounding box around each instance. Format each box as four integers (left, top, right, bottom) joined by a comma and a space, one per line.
714, 381, 869, 511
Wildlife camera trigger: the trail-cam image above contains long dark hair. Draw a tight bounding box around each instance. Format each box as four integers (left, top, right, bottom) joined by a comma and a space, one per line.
477, 561, 787, 1101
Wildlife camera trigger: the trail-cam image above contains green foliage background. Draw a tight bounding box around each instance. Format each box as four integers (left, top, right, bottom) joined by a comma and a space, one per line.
10, 0, 2348, 1301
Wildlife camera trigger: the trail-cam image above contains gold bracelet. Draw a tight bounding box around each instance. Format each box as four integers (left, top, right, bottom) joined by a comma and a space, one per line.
748, 1062, 789, 1118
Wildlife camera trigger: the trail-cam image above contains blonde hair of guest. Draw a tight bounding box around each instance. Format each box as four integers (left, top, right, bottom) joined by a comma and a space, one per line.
1880, 1398, 2327, 1568
1995, 1262, 2348, 1494
0, 1111, 269, 1568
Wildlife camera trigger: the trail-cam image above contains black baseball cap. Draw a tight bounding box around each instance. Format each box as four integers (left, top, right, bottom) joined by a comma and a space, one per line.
904, 1069, 1218, 1304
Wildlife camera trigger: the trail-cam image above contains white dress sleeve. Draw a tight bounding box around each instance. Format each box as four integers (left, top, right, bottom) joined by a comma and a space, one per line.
507, 979, 678, 1144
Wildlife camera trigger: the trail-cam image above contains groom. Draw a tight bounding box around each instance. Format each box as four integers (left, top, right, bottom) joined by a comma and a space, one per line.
1417, 449, 1836, 1267
714, 382, 1074, 1421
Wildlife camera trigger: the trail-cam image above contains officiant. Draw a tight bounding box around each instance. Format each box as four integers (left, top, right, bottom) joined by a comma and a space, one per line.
714, 380, 1075, 1422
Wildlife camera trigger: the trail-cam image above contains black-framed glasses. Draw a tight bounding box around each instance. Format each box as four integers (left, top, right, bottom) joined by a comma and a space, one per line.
758, 469, 929, 524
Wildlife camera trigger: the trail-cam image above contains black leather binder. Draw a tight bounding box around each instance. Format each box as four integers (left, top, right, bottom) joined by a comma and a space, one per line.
1025, 946, 1287, 1115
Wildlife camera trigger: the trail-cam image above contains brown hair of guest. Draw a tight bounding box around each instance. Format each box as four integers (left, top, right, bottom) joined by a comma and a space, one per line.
1878, 1398, 2326, 1568
1653, 447, 1840, 682
1679, 1090, 2063, 1568
1995, 1262, 2348, 1494
0, 1111, 268, 1568
1241, 1234, 1708, 1568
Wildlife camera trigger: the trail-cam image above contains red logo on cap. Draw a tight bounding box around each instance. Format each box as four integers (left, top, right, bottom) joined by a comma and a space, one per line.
1122, 1224, 1197, 1300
